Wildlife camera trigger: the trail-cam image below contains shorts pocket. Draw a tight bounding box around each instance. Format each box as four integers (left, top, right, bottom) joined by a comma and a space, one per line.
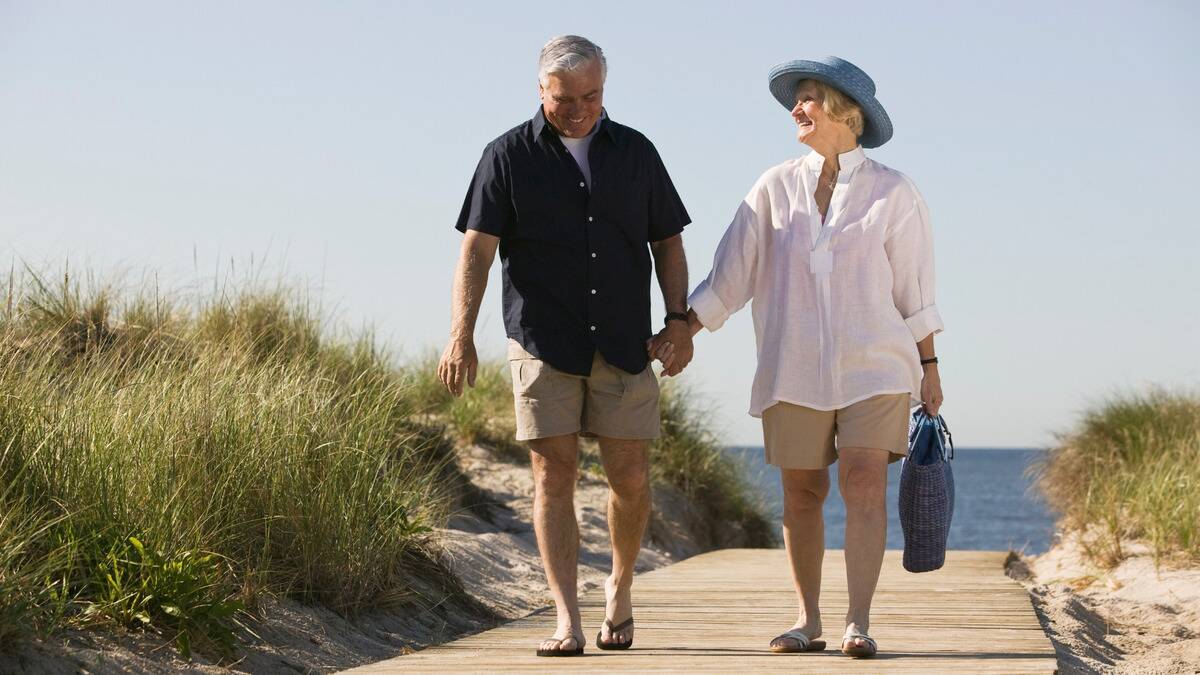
512, 358, 558, 399
588, 363, 625, 399
507, 340, 540, 395
620, 367, 659, 404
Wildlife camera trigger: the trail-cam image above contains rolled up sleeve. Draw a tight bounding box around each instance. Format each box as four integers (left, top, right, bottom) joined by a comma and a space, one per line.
688, 190, 763, 331
885, 190, 944, 342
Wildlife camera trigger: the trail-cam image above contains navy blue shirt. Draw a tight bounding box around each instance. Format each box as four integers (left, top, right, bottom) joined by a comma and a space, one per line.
455, 108, 690, 376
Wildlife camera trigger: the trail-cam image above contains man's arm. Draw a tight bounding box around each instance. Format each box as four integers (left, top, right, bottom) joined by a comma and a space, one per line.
649, 234, 693, 377
438, 230, 500, 396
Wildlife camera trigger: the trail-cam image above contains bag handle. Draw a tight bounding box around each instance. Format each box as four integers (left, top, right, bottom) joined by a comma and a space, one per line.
936, 414, 954, 460
909, 410, 954, 461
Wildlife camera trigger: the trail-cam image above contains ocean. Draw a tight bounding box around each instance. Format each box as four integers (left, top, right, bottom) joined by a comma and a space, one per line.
726, 447, 1057, 553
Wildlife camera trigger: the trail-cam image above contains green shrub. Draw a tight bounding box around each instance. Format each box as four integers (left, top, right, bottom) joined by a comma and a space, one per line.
81, 535, 242, 658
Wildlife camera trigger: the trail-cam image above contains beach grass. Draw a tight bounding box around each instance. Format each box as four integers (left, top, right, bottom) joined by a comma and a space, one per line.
0, 266, 454, 657
1033, 389, 1200, 566
653, 383, 776, 548
0, 264, 774, 657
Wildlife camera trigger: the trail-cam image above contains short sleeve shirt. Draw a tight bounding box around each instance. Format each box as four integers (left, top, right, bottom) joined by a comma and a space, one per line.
455, 107, 691, 376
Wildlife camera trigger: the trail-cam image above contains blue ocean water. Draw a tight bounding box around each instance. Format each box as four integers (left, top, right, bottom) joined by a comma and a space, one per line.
727, 447, 1057, 553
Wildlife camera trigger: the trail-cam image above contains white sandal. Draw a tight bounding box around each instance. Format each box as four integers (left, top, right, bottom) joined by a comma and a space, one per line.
841, 631, 877, 658
769, 629, 826, 653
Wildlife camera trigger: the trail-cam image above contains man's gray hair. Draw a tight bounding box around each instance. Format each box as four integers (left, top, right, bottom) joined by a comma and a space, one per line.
538, 35, 607, 85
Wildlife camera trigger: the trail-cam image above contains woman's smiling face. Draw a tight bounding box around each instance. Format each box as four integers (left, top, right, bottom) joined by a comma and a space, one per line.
791, 79, 828, 145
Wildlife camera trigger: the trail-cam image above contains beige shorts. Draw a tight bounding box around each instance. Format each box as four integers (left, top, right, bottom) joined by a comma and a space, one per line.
507, 339, 660, 442
762, 394, 911, 470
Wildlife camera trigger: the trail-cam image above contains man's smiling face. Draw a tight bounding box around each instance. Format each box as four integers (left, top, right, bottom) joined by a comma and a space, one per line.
539, 58, 604, 138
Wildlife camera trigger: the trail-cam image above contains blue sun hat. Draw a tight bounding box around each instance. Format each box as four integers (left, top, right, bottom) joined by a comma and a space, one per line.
768, 56, 893, 148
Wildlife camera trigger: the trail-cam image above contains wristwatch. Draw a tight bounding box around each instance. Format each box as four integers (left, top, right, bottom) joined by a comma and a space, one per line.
664, 311, 689, 325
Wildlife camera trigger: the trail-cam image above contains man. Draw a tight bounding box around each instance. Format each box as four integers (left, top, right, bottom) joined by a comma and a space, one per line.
437, 35, 694, 656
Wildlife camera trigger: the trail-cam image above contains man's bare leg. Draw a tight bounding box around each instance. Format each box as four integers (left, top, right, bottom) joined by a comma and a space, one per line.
838, 447, 889, 652
772, 467, 829, 650
530, 433, 584, 653
596, 436, 650, 646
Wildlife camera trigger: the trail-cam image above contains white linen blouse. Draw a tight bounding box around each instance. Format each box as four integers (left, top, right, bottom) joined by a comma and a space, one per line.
688, 146, 943, 416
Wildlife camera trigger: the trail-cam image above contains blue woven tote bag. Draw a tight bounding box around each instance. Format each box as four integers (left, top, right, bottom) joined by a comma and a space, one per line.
898, 410, 955, 573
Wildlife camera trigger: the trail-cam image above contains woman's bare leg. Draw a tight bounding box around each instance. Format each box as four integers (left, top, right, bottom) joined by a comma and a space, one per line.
776, 467, 830, 647
837, 447, 890, 651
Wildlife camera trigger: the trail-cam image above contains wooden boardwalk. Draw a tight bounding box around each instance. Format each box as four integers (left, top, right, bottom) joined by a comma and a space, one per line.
347, 549, 1056, 673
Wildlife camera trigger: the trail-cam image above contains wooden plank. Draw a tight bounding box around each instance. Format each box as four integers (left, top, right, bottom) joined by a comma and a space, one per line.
344, 549, 1056, 673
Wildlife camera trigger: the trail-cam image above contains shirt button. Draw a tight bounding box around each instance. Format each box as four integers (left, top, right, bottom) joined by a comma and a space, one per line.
590, 325, 597, 331
590, 289, 597, 294
579, 181, 585, 188
591, 252, 597, 259
587, 216, 594, 222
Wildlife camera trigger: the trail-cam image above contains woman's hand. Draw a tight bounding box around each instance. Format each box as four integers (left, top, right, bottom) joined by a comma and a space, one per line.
920, 364, 943, 416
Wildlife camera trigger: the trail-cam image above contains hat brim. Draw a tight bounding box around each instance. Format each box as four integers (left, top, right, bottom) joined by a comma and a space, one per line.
768, 62, 893, 148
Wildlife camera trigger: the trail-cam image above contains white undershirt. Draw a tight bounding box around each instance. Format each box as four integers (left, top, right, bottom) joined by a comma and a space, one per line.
559, 120, 600, 188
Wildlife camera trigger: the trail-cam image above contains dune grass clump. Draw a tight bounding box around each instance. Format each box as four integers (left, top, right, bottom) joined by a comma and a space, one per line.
399, 354, 524, 460
0, 267, 453, 657
1033, 389, 1200, 566
653, 383, 776, 548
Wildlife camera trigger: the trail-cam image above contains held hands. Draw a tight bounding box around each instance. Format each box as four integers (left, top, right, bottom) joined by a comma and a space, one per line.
645, 320, 694, 377
438, 334, 478, 397
920, 365, 943, 416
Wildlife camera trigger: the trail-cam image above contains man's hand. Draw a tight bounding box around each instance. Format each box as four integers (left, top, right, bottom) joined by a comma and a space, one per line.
438, 334, 478, 397
920, 365, 943, 416
646, 320, 694, 377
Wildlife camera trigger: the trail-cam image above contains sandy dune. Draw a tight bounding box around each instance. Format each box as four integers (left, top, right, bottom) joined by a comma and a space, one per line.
1012, 535, 1200, 674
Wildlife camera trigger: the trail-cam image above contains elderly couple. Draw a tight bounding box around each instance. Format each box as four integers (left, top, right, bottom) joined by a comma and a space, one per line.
437, 34, 944, 659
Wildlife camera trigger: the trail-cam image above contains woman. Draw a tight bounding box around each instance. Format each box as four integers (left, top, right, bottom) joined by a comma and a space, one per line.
654, 56, 943, 658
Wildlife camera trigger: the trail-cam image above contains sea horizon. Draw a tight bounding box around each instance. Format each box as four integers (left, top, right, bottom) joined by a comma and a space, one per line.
726, 446, 1058, 554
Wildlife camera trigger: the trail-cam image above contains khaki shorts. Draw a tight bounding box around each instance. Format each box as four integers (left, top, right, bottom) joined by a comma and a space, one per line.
507, 339, 660, 442
762, 394, 911, 470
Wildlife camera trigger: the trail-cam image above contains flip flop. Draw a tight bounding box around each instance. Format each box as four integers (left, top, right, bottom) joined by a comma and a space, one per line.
535, 635, 584, 657
596, 617, 634, 651
841, 631, 877, 658
769, 628, 826, 653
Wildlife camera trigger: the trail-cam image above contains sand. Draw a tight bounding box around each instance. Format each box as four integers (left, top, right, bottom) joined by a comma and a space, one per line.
0, 441, 713, 673
1011, 534, 1200, 674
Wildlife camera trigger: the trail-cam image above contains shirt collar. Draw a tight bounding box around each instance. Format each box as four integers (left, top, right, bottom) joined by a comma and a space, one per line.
804, 146, 867, 173
532, 106, 617, 145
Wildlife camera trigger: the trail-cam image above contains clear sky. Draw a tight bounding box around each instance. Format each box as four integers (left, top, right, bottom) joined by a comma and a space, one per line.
2, 1, 1198, 448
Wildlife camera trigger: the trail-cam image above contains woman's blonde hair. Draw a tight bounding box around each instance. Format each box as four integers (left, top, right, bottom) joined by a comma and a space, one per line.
801, 79, 865, 138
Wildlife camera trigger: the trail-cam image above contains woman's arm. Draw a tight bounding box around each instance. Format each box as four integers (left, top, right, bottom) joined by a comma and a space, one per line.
649, 180, 767, 371
687, 191, 766, 331
884, 195, 943, 342
885, 186, 945, 414
917, 333, 942, 416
